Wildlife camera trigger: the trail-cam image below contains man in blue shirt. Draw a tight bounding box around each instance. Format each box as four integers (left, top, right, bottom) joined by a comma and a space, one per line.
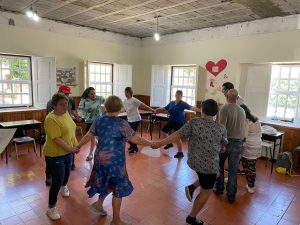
155, 90, 201, 158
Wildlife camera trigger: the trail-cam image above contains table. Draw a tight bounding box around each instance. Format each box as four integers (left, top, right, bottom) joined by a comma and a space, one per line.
150, 113, 169, 139
119, 110, 153, 136
0, 120, 42, 161
261, 131, 285, 174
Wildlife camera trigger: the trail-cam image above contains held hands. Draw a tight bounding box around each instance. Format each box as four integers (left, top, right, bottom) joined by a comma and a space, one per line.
71, 146, 80, 154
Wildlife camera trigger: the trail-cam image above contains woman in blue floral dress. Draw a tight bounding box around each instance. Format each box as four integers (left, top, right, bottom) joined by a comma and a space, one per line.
77, 96, 152, 225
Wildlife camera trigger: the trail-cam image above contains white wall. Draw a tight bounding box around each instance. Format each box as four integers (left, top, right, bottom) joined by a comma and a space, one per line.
140, 30, 300, 103
1, 11, 300, 104
0, 12, 142, 96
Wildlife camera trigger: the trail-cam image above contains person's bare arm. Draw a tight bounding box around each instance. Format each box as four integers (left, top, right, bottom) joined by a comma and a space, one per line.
53, 137, 79, 153
77, 133, 93, 149
140, 102, 155, 112
129, 134, 152, 146
191, 106, 201, 113
155, 107, 168, 114
151, 131, 181, 148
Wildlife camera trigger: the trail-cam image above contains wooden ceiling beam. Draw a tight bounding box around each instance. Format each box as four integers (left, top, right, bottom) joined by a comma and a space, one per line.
59, 0, 117, 20
79, 0, 158, 24
41, 0, 78, 16
88, 0, 200, 25
21, 0, 40, 11
120, 2, 236, 28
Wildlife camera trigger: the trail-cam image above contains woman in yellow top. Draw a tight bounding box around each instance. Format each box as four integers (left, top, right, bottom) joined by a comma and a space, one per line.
43, 93, 80, 221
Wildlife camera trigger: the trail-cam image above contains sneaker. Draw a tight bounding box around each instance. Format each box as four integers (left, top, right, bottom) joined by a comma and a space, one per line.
246, 185, 255, 194
164, 143, 173, 149
185, 185, 195, 202
186, 216, 208, 225
45, 177, 52, 186
60, 185, 70, 197
110, 221, 132, 225
86, 153, 93, 161
129, 149, 138, 154
90, 202, 107, 216
174, 152, 184, 158
47, 207, 60, 220
224, 177, 228, 183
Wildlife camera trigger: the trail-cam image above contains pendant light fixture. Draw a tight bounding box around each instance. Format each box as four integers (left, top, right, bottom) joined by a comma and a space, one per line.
26, 6, 40, 22
26, 7, 33, 18
154, 16, 160, 41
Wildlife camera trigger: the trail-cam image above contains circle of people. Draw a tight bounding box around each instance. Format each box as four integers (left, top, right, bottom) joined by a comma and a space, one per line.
43, 82, 262, 225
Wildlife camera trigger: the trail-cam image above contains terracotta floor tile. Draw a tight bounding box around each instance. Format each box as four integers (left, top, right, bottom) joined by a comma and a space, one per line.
0, 215, 23, 225
1, 133, 300, 225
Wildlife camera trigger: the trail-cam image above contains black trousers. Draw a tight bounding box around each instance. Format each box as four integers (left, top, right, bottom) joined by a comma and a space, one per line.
46, 153, 74, 179
128, 121, 140, 150
45, 154, 72, 208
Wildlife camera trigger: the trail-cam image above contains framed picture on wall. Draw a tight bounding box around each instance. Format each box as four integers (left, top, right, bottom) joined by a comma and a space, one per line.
56, 67, 77, 86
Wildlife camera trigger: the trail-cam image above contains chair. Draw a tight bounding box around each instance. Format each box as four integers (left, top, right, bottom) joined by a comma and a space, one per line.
11, 136, 37, 159
262, 141, 274, 167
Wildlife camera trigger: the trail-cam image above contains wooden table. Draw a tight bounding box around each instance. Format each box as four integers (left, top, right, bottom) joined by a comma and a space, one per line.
150, 113, 169, 139
262, 131, 285, 174
0, 120, 42, 159
118, 110, 153, 136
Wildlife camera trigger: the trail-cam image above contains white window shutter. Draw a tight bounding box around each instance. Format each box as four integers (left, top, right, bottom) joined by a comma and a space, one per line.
32, 57, 56, 109
150, 65, 171, 107
113, 64, 132, 100
244, 63, 272, 119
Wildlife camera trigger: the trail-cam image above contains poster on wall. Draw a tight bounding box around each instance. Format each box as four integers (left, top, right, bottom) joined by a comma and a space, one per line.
56, 67, 77, 86
205, 59, 228, 103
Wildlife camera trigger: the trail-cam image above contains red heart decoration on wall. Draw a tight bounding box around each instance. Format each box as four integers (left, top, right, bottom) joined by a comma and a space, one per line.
206, 59, 227, 77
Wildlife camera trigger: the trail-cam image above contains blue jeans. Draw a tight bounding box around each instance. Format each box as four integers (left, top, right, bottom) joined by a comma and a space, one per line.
215, 139, 244, 200
45, 154, 72, 208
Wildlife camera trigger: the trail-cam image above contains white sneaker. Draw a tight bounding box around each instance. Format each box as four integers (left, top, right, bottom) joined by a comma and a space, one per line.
246, 184, 255, 194
47, 207, 60, 220
61, 185, 70, 197
224, 177, 228, 183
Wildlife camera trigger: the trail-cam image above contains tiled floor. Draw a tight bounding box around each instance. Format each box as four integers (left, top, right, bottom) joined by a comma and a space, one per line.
1, 132, 300, 225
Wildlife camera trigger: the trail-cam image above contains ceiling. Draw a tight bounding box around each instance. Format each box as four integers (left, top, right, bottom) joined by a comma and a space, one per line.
0, 0, 299, 38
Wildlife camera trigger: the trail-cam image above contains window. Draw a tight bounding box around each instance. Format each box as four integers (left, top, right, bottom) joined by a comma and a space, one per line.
0, 55, 32, 108
88, 62, 113, 98
170, 66, 197, 105
267, 65, 300, 120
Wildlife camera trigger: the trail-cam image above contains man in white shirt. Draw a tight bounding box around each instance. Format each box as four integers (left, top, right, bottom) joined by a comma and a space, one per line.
222, 82, 244, 105
123, 87, 155, 154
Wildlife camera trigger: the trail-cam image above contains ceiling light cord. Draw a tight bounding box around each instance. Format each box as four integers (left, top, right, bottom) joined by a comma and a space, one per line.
154, 16, 160, 41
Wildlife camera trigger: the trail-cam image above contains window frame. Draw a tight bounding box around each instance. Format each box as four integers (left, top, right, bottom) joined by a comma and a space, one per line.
170, 65, 197, 106
0, 54, 33, 108
267, 64, 300, 120
87, 62, 113, 98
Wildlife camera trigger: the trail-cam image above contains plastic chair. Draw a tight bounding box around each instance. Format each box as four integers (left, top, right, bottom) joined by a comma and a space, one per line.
262, 141, 273, 167
11, 136, 37, 159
